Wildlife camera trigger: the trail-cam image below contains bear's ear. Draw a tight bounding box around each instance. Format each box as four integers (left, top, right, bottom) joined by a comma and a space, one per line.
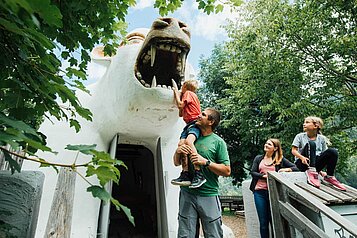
91, 46, 113, 67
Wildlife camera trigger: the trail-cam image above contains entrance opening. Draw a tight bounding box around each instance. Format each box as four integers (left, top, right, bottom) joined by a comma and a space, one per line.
108, 144, 157, 238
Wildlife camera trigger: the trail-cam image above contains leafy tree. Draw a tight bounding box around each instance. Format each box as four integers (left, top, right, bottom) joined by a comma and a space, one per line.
198, 0, 357, 185
0, 0, 243, 235
198, 44, 250, 185
344, 156, 357, 188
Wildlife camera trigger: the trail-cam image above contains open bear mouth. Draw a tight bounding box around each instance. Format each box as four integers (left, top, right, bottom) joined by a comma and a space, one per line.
134, 18, 191, 90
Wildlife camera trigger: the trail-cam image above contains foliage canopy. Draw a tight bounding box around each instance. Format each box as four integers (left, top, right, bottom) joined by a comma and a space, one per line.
198, 0, 357, 185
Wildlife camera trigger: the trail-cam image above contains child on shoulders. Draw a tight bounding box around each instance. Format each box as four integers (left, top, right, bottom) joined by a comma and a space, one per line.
171, 80, 206, 188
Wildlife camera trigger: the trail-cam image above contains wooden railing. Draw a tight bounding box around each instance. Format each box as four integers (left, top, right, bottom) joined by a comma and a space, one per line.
268, 172, 357, 238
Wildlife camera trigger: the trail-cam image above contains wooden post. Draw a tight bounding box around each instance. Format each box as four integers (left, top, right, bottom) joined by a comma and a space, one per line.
44, 168, 76, 238
268, 174, 288, 238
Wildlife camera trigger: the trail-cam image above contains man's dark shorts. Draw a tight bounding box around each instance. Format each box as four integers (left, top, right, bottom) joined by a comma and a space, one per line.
180, 120, 201, 140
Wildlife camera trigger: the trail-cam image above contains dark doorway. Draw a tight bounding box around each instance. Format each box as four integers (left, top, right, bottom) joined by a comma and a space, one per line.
108, 144, 157, 238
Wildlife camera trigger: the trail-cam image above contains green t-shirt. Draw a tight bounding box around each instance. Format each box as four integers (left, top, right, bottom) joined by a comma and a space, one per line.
181, 133, 230, 196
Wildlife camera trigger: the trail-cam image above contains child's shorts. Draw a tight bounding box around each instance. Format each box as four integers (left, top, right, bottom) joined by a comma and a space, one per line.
180, 120, 201, 140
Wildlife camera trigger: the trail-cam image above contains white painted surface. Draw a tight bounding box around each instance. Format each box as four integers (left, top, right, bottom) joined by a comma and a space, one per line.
242, 180, 260, 238
22, 27, 233, 237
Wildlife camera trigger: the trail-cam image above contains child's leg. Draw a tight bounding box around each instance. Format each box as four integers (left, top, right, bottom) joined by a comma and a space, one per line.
301, 141, 320, 188
315, 148, 338, 176
171, 139, 191, 186
316, 148, 346, 190
185, 134, 199, 170
295, 159, 308, 172
178, 139, 188, 172
300, 141, 317, 167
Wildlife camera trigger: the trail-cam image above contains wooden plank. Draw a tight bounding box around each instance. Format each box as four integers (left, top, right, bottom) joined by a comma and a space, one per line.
279, 202, 329, 238
269, 172, 321, 212
44, 168, 76, 238
268, 176, 289, 238
319, 184, 354, 202
269, 172, 357, 236
295, 182, 342, 204
287, 189, 328, 205
342, 184, 357, 200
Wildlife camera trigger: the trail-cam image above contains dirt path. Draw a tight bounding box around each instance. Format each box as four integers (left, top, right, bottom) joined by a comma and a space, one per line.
222, 214, 247, 238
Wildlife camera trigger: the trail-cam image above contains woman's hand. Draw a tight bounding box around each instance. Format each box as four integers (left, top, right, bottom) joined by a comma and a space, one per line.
278, 168, 292, 172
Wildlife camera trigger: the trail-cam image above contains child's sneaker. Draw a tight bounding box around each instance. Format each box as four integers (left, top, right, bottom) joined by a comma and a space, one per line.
189, 170, 206, 189
171, 171, 191, 186
324, 176, 347, 191
305, 169, 320, 188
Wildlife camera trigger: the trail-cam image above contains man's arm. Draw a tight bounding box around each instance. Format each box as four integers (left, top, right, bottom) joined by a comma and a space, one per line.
190, 152, 231, 177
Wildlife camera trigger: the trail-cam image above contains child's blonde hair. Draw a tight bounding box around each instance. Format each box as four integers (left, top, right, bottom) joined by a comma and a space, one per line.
183, 79, 199, 92
305, 116, 331, 145
305, 116, 324, 133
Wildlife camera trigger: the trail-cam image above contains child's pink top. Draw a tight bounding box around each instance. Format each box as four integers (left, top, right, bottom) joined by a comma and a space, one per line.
255, 160, 275, 190
181, 91, 201, 124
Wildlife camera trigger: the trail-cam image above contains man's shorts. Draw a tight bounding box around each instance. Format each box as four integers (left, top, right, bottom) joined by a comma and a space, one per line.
177, 190, 223, 238
180, 120, 201, 140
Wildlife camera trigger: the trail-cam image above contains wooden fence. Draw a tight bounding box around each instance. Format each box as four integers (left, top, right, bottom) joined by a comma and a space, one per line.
219, 195, 244, 212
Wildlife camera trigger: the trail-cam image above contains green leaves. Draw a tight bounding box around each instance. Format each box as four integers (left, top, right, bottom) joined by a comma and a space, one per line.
199, 0, 357, 184
152, 0, 237, 15
111, 197, 135, 226
3, 150, 21, 174
87, 185, 111, 202
65, 144, 126, 197
65, 144, 97, 155
86, 149, 126, 186
29, 0, 63, 27
0, 112, 52, 153
84, 150, 132, 225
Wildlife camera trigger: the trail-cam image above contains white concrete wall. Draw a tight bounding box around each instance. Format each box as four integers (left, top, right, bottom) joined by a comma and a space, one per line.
242, 180, 260, 238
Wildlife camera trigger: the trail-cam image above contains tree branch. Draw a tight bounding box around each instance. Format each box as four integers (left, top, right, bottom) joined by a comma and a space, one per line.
291, 35, 357, 84
0, 146, 90, 169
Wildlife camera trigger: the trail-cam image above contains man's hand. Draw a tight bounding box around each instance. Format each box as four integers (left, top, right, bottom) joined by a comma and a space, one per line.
176, 144, 192, 156
174, 145, 192, 166
189, 151, 231, 177
190, 152, 206, 166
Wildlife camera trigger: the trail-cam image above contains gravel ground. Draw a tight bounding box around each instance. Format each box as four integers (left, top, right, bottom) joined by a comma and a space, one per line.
222, 214, 247, 238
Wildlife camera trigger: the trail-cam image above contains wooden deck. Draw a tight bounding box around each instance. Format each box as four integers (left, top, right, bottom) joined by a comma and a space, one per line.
268, 172, 357, 238
295, 181, 357, 205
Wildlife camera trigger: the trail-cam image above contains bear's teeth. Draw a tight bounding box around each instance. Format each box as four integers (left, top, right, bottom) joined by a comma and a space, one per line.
151, 76, 157, 88
151, 46, 156, 67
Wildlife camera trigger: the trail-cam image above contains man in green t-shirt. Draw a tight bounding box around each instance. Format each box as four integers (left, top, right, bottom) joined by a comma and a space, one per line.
173, 108, 231, 238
